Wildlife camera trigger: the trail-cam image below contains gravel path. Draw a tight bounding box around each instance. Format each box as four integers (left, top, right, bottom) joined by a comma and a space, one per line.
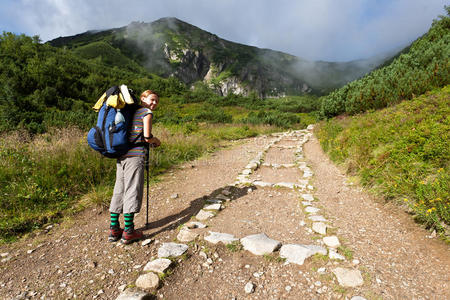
0, 128, 448, 300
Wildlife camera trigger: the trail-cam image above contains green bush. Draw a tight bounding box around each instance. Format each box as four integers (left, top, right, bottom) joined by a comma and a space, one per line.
317, 86, 450, 233
320, 7, 450, 118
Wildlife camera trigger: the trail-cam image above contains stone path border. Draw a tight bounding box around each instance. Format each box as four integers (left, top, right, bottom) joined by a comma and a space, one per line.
116, 125, 366, 299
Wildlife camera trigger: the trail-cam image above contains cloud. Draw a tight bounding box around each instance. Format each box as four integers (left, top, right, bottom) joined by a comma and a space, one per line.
1, 0, 447, 61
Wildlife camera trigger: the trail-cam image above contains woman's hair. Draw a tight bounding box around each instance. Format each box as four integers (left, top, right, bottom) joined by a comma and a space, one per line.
140, 90, 159, 100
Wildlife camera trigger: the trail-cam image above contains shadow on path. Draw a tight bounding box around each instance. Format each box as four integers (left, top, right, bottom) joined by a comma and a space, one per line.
141, 185, 251, 239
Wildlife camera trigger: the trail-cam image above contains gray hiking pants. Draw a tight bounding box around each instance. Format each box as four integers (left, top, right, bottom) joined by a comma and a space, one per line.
109, 156, 145, 214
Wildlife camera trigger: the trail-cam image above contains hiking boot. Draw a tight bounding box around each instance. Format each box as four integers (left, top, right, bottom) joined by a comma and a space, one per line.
108, 226, 123, 242
121, 228, 143, 244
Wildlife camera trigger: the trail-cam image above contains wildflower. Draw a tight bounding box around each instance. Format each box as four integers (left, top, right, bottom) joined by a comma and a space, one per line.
427, 208, 432, 214
403, 198, 408, 202
420, 181, 425, 184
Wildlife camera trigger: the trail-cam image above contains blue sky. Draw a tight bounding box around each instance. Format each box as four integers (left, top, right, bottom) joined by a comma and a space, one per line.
0, 0, 447, 62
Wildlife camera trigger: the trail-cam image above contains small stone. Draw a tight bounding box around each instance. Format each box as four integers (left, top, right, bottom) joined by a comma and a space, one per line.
177, 228, 199, 242
142, 239, 154, 246
312, 222, 327, 235
352, 259, 360, 265
302, 194, 314, 201
203, 203, 222, 211
170, 193, 179, 199
302, 201, 312, 206
216, 194, 230, 201
143, 258, 172, 273
240, 233, 281, 255
157, 243, 188, 258
253, 181, 273, 187
199, 251, 208, 259
108, 269, 115, 274
185, 221, 207, 229
204, 231, 238, 245
285, 285, 292, 292
274, 182, 299, 189
135, 272, 160, 290
314, 281, 322, 286
244, 282, 255, 294
323, 236, 340, 248
118, 284, 127, 292
308, 215, 327, 222
329, 249, 345, 260
305, 207, 320, 214
195, 210, 215, 221
27, 249, 35, 254
332, 268, 364, 287
318, 267, 326, 274
299, 221, 306, 226
206, 199, 223, 204
242, 169, 252, 175
351, 296, 367, 300
1, 253, 9, 258
253, 271, 264, 278
222, 189, 232, 196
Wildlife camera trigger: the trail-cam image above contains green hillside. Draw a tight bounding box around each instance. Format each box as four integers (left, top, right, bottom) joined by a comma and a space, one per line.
318, 85, 449, 236
49, 18, 388, 97
320, 8, 450, 118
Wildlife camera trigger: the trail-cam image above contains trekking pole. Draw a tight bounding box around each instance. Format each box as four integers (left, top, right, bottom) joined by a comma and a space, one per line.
145, 144, 150, 227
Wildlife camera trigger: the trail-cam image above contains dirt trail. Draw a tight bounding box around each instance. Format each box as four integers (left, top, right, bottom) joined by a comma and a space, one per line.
0, 129, 448, 300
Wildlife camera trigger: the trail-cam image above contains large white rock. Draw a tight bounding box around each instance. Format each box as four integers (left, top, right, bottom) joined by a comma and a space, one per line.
135, 272, 160, 290
204, 231, 238, 245
323, 236, 340, 248
280, 244, 327, 265
332, 268, 364, 287
157, 242, 188, 258
116, 289, 152, 300
240, 233, 281, 255
195, 209, 215, 221
143, 258, 172, 273
203, 203, 222, 211
177, 228, 199, 242
312, 222, 327, 235
305, 206, 320, 214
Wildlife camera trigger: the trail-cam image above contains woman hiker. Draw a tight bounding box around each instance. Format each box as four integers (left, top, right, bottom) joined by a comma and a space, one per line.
108, 90, 161, 244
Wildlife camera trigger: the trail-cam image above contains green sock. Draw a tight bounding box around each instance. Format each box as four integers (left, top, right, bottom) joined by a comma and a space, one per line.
124, 213, 135, 231
110, 212, 120, 228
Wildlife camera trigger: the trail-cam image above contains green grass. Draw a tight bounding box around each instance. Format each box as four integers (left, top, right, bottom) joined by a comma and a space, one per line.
0, 121, 279, 243
317, 85, 450, 235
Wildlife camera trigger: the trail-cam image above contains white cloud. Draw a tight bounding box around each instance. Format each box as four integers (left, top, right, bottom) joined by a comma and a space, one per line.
1, 0, 447, 61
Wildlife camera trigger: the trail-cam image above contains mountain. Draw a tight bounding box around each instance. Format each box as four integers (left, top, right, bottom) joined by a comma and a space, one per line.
49, 18, 390, 97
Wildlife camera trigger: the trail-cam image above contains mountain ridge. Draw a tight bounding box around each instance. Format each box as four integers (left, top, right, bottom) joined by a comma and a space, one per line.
49, 17, 392, 97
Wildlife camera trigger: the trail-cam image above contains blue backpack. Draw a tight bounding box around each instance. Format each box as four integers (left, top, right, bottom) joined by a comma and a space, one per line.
87, 86, 143, 158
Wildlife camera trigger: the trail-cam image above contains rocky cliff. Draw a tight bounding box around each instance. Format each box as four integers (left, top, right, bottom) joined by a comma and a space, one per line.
50, 18, 390, 97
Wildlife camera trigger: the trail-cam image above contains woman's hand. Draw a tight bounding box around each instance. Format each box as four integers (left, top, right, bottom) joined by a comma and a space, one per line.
147, 137, 161, 147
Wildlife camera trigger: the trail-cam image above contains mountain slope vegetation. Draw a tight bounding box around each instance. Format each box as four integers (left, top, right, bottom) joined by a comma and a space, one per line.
320, 8, 450, 117
318, 86, 449, 235
50, 18, 388, 96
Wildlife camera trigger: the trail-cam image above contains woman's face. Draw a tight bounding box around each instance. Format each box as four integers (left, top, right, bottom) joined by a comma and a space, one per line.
142, 94, 159, 110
